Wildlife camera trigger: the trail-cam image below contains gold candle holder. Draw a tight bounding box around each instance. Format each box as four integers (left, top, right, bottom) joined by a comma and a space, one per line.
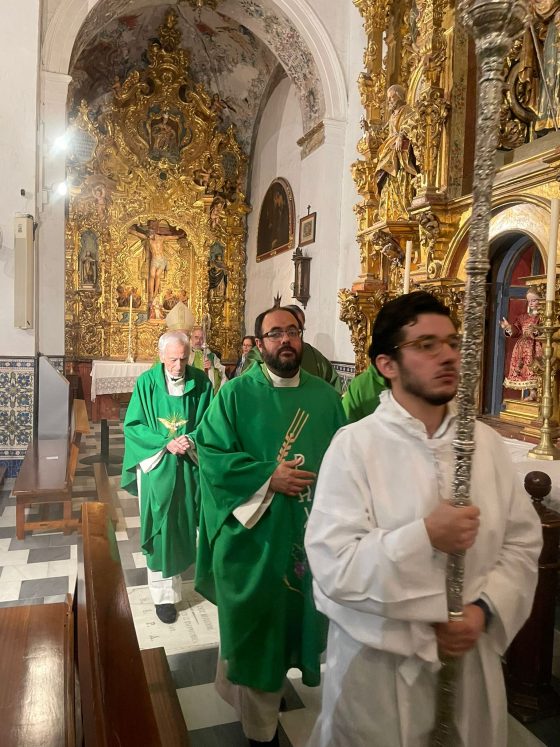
528, 299, 560, 460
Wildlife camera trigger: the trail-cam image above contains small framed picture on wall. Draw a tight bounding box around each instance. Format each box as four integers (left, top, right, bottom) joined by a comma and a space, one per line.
299, 212, 316, 247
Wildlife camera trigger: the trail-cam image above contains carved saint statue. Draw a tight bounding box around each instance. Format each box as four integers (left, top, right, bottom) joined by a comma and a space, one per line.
375, 84, 418, 222
519, 0, 560, 132
149, 113, 180, 160
500, 288, 542, 400
81, 251, 97, 287
533, 0, 560, 132
208, 246, 228, 299
79, 230, 99, 289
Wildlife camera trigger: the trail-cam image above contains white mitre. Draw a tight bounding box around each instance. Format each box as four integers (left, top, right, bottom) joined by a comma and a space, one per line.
165, 301, 195, 332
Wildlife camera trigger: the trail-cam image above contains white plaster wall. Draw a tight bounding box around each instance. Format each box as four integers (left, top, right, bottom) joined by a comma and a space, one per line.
246, 2, 366, 363
37, 71, 71, 356
245, 78, 303, 334
0, 1, 41, 357
334, 2, 367, 362
304, 0, 348, 66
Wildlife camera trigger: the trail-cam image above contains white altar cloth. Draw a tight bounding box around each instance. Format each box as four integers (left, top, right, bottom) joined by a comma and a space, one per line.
90, 360, 152, 401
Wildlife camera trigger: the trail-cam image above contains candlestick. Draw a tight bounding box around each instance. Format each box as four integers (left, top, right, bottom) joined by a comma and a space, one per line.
125, 294, 134, 363
403, 240, 413, 294
546, 198, 559, 302
528, 299, 560, 460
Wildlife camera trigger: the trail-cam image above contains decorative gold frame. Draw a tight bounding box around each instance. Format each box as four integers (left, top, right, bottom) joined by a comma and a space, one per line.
256, 177, 295, 262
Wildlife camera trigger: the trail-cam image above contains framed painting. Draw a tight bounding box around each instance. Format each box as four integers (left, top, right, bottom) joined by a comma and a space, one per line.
299, 212, 316, 247
256, 177, 295, 262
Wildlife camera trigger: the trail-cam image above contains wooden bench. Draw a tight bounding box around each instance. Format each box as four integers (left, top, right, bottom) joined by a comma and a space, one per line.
0, 597, 75, 747
72, 398, 90, 436
92, 462, 119, 527
13, 400, 91, 540
77, 501, 190, 746
13, 433, 82, 540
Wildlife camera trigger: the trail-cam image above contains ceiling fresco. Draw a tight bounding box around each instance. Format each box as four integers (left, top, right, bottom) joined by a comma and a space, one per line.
69, 1, 325, 154
69, 3, 276, 154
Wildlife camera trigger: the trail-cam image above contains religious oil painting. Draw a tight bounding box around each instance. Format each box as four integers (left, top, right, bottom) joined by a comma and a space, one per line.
299, 212, 317, 247
256, 178, 295, 262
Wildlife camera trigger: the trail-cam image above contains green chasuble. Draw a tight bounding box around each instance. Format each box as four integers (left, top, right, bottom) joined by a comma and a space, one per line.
242, 342, 342, 393
342, 364, 387, 423
121, 364, 213, 577
195, 364, 346, 692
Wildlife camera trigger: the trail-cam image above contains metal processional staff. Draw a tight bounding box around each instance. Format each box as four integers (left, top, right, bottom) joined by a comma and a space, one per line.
431, 0, 530, 743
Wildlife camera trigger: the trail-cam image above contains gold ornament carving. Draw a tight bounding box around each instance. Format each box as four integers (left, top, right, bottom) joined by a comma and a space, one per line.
338, 287, 389, 373
65, 9, 249, 363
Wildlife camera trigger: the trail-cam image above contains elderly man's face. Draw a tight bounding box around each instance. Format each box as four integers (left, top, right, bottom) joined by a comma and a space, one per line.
191, 329, 204, 349
160, 341, 189, 378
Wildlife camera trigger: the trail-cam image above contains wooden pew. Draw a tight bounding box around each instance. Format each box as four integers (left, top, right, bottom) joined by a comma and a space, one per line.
13, 399, 91, 539
77, 501, 190, 746
92, 462, 119, 527
14, 433, 82, 540
0, 597, 74, 747
72, 398, 90, 436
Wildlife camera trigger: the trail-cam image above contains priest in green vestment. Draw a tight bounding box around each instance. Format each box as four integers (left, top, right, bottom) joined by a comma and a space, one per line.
189, 325, 227, 394
342, 363, 387, 423
241, 305, 342, 393
195, 307, 346, 747
121, 330, 212, 624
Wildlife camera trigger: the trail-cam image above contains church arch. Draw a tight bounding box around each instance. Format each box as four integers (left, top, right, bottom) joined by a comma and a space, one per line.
444, 197, 550, 280
42, 0, 347, 125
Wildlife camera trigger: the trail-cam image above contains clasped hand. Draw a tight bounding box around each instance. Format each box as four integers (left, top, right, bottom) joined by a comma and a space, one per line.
270, 458, 316, 497
424, 501, 480, 554
434, 604, 485, 658
166, 435, 191, 455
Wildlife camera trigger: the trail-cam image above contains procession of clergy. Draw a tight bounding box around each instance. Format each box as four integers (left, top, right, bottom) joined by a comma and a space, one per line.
121, 293, 542, 747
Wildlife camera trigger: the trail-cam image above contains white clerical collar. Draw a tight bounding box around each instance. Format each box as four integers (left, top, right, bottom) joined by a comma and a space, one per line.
165, 370, 184, 386
266, 366, 300, 387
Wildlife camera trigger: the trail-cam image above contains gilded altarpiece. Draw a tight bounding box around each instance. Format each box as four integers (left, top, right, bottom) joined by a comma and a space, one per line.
65, 11, 249, 363
344, 0, 560, 407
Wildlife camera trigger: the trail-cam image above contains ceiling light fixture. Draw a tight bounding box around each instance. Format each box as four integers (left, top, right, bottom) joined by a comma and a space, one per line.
179, 0, 221, 20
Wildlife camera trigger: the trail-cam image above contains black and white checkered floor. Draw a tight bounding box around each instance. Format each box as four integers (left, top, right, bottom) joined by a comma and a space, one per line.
0, 420, 558, 746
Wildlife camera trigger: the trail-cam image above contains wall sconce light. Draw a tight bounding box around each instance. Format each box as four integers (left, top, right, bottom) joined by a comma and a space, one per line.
292, 246, 312, 309
41, 181, 68, 207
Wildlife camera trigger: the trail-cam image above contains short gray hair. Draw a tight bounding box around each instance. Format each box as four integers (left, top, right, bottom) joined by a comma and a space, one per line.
158, 330, 190, 355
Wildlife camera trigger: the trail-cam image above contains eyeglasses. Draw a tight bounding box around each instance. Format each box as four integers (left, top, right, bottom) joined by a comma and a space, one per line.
260, 326, 303, 341
394, 334, 462, 356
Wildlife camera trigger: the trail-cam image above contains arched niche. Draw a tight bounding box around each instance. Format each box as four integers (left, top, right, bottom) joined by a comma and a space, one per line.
445, 199, 551, 281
